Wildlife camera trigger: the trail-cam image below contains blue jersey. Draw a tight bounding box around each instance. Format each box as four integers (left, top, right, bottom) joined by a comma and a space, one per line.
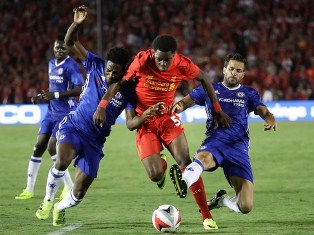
190, 82, 265, 149
68, 51, 135, 144
47, 56, 84, 118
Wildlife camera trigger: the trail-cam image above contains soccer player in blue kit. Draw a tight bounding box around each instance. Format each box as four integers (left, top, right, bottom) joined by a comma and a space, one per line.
35, 5, 165, 227
15, 36, 84, 200
169, 53, 277, 225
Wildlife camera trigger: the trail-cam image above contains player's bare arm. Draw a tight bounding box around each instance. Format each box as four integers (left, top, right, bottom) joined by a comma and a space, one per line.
255, 105, 277, 131
64, 5, 88, 60
126, 102, 165, 131
196, 70, 232, 128
41, 85, 83, 101
169, 95, 195, 114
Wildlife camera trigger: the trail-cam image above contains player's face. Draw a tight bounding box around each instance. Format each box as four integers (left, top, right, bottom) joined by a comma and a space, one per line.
105, 61, 124, 84
53, 41, 69, 61
223, 60, 245, 88
154, 50, 175, 72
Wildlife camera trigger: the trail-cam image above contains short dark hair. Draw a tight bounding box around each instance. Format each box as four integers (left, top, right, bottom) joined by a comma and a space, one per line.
107, 47, 131, 68
56, 34, 65, 42
224, 53, 247, 70
152, 35, 177, 53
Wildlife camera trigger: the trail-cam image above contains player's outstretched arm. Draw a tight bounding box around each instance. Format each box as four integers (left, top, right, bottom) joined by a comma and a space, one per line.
255, 105, 277, 131
169, 95, 195, 114
126, 102, 165, 131
65, 5, 88, 61
40, 85, 82, 101
196, 70, 231, 128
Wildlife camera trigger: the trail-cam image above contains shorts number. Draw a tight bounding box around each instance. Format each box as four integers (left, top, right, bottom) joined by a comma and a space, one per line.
170, 115, 182, 127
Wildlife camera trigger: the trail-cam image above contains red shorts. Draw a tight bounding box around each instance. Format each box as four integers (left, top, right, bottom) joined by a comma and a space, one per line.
136, 113, 184, 159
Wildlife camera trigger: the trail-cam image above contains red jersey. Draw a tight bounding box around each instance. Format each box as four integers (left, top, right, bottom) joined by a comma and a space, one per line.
124, 49, 200, 115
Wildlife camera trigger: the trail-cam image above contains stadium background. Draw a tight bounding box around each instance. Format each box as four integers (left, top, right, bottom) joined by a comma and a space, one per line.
1, 0, 314, 105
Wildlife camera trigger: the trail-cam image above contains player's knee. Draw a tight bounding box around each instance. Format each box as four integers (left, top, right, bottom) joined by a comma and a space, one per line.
33, 143, 47, 156
147, 170, 163, 182
47, 145, 56, 156
239, 201, 253, 214
196, 153, 216, 170
54, 159, 70, 171
176, 155, 192, 168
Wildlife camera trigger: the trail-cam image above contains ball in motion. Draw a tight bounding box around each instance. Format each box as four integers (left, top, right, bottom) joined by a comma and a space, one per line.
152, 204, 181, 233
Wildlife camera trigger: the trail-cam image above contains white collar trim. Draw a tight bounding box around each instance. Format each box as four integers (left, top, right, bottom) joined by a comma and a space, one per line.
55, 56, 69, 66
222, 82, 241, 90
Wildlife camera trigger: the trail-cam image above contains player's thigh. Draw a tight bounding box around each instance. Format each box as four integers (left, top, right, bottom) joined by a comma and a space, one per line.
168, 133, 191, 167
136, 130, 162, 158
56, 142, 77, 168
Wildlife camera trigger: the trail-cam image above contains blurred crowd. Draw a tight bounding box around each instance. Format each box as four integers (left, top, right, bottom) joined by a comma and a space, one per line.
1, 0, 314, 104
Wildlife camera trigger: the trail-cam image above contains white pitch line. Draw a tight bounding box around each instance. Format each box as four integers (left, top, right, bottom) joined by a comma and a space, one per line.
46, 224, 82, 235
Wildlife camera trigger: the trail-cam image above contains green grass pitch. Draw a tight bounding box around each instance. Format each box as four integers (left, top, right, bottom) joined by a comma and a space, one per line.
1, 122, 313, 234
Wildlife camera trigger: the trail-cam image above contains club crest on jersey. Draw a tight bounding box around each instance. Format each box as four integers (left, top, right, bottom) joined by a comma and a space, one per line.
186, 167, 194, 172
102, 86, 108, 92
58, 68, 63, 75
236, 92, 245, 97
115, 92, 122, 99
215, 90, 220, 94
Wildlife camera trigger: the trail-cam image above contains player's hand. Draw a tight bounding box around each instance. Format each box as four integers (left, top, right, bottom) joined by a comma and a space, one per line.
31, 94, 43, 104
73, 5, 88, 24
214, 111, 232, 129
144, 102, 166, 117
41, 90, 55, 100
168, 101, 184, 114
93, 107, 106, 127
264, 113, 277, 131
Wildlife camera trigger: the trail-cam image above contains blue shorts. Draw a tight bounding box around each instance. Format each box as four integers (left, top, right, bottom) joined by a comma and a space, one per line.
195, 137, 253, 184
38, 115, 62, 138
57, 117, 104, 178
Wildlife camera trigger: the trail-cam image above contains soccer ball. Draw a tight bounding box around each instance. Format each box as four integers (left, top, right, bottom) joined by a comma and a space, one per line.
152, 204, 181, 233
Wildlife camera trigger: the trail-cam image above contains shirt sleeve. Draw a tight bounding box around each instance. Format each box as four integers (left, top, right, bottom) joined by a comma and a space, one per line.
248, 87, 265, 113
189, 85, 206, 106
67, 60, 84, 86
178, 55, 200, 80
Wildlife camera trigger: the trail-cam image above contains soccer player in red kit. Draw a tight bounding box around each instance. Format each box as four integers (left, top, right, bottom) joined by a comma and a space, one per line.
93, 35, 231, 230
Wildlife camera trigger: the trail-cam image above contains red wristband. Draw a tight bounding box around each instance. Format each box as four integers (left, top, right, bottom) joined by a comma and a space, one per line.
98, 99, 109, 109
213, 101, 222, 113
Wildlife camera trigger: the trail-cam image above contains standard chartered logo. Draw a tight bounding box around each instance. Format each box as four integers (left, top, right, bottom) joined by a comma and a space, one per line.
0, 105, 41, 124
